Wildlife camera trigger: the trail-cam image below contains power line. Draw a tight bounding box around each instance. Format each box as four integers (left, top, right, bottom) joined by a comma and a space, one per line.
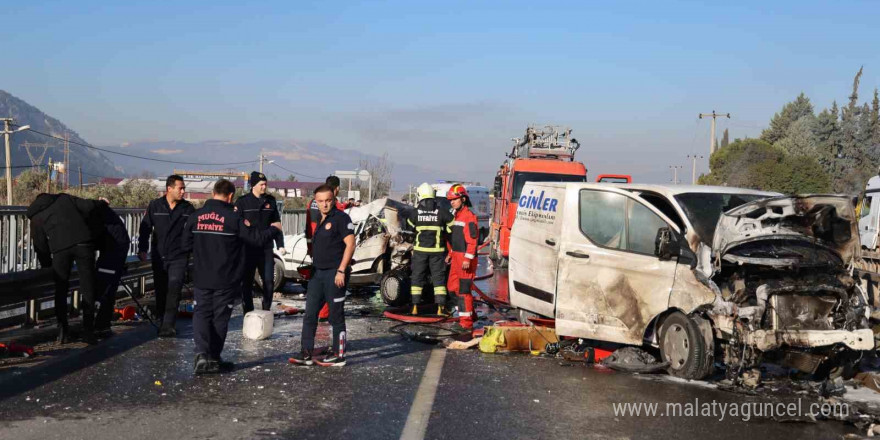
14, 125, 258, 167
270, 161, 323, 180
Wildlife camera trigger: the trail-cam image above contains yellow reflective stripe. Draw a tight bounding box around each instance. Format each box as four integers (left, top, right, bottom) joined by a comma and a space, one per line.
433, 286, 447, 294
417, 226, 443, 231
411, 286, 423, 293
414, 246, 445, 253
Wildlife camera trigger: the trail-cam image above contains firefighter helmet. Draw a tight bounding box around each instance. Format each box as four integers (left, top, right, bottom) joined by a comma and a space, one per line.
446, 184, 469, 200
417, 183, 436, 202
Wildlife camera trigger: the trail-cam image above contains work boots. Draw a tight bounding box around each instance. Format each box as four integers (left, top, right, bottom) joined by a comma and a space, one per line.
194, 353, 211, 375
56, 323, 70, 345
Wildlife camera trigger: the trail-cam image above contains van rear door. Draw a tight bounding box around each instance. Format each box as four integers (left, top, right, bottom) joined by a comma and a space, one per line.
508, 183, 565, 318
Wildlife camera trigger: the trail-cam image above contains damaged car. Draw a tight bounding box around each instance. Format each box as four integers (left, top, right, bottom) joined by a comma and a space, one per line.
266, 197, 415, 290
508, 182, 874, 380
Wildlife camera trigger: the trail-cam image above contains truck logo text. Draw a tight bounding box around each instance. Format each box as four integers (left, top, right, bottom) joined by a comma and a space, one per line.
518, 190, 558, 212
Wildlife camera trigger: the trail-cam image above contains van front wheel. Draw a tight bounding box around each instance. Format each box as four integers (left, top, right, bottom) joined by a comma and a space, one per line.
659, 312, 711, 380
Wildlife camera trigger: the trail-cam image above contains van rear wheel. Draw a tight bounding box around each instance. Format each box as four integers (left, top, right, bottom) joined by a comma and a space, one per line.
659, 312, 711, 380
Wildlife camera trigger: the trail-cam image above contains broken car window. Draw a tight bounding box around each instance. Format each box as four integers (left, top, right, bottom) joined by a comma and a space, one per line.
579, 190, 626, 249
674, 193, 768, 245
627, 200, 669, 255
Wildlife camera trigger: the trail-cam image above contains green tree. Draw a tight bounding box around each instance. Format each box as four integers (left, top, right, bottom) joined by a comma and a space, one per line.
698, 138, 831, 194
776, 115, 819, 157
872, 88, 880, 145
761, 93, 815, 144
721, 128, 729, 149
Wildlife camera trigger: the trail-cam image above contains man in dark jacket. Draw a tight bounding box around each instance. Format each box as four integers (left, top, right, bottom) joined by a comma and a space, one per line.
138, 175, 194, 337
182, 180, 281, 374
406, 183, 454, 315
235, 171, 284, 313
92, 203, 132, 336
27, 193, 107, 344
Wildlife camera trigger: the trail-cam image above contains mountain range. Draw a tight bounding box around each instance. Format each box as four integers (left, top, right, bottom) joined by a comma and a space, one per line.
1, 90, 464, 192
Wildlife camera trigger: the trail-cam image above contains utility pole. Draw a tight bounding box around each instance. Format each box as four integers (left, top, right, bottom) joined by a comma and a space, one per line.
259, 153, 264, 174
3, 118, 31, 205
699, 111, 730, 156
669, 165, 683, 185
3, 119, 13, 205
64, 132, 70, 189
47, 158, 53, 193
79, 166, 83, 189
687, 154, 704, 185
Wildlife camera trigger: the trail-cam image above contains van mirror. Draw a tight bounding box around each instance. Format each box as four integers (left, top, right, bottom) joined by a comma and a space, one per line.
655, 227, 679, 260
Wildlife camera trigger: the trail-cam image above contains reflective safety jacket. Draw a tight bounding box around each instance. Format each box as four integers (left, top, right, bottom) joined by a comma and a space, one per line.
407, 198, 454, 253
448, 205, 478, 260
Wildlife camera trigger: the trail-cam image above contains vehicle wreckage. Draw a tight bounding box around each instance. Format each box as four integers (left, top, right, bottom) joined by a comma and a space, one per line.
272, 198, 416, 291
508, 183, 875, 380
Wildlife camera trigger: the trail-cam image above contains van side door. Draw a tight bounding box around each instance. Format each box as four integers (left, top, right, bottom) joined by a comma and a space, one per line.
508, 184, 565, 318
555, 187, 680, 345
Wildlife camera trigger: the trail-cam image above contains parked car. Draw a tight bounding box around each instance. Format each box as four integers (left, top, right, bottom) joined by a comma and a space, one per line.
509, 182, 874, 380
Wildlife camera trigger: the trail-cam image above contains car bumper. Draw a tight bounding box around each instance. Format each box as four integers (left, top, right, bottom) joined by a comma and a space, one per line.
746, 328, 875, 351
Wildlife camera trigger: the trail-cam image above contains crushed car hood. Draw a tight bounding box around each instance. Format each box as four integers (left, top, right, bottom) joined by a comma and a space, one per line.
711, 195, 859, 268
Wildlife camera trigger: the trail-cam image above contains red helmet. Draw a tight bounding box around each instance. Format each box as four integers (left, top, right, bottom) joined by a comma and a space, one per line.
446, 184, 469, 200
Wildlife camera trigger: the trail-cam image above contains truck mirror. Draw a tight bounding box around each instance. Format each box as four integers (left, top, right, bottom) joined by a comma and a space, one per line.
654, 227, 679, 261
493, 176, 503, 198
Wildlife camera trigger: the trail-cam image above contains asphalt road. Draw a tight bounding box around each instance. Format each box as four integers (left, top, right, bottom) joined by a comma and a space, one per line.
0, 271, 863, 439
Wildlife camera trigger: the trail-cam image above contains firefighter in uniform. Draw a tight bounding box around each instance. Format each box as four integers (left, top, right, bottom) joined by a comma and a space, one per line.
407, 183, 454, 315
183, 180, 282, 374
236, 171, 285, 313
138, 175, 194, 337
305, 175, 347, 321
445, 184, 479, 329
93, 202, 132, 337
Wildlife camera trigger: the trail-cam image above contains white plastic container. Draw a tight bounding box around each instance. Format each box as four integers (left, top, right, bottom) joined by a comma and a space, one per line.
242, 310, 274, 340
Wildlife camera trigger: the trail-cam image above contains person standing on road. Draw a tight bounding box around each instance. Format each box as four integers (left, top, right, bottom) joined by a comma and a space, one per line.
236, 171, 285, 313
92, 201, 132, 337
305, 175, 347, 321
407, 183, 454, 315
182, 180, 282, 375
290, 184, 355, 367
445, 184, 479, 330
27, 193, 107, 344
138, 175, 194, 337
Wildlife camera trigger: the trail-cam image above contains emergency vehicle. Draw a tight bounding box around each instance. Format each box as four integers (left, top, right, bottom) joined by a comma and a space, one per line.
488, 125, 587, 266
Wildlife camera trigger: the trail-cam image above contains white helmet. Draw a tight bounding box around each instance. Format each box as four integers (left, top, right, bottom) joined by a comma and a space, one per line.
417, 182, 435, 202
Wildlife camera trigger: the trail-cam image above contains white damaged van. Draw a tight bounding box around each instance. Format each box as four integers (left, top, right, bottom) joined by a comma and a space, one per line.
509, 182, 874, 379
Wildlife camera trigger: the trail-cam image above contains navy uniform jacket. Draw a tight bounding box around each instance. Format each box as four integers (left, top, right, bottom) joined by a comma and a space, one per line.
26, 193, 106, 267
182, 199, 280, 290
138, 196, 195, 261
234, 192, 284, 252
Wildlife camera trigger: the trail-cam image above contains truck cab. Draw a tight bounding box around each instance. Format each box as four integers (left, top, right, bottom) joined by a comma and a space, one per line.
859, 175, 880, 250
489, 126, 587, 264
510, 182, 874, 380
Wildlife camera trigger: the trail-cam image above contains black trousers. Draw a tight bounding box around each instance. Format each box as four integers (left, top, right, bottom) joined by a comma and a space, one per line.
95, 250, 127, 330
241, 248, 274, 313
193, 287, 237, 360
301, 269, 348, 356
410, 251, 447, 288
51, 244, 97, 330
152, 257, 187, 330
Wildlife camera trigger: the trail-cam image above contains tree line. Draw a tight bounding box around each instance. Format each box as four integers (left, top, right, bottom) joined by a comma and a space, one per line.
700, 67, 880, 194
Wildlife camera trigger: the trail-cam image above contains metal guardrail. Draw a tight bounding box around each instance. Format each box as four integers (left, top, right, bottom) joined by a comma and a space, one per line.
1, 207, 308, 275
0, 258, 157, 329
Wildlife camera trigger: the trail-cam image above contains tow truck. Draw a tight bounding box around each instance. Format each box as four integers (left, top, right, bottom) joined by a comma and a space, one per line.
488, 125, 588, 267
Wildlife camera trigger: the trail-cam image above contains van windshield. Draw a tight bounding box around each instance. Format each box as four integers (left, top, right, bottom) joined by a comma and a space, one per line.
511, 172, 586, 202
674, 192, 770, 245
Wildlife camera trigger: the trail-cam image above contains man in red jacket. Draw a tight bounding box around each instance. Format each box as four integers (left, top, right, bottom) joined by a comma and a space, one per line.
305, 175, 347, 320
445, 184, 479, 330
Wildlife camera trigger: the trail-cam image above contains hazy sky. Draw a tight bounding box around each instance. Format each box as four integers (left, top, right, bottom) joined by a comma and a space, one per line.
4, 0, 880, 184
